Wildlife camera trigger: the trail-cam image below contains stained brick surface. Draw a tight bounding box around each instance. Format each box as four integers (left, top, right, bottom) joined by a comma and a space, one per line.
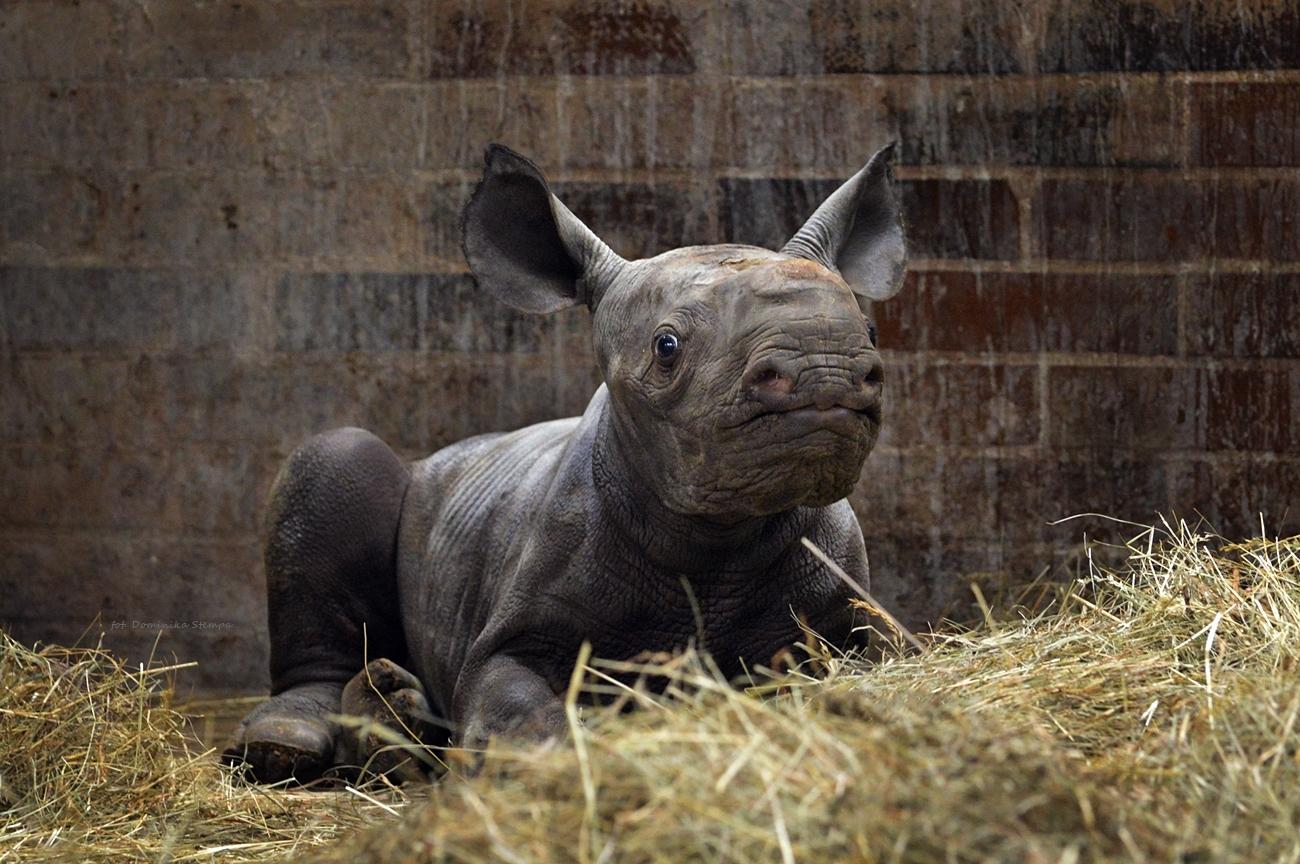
0, 0, 1295, 689
1037, 178, 1300, 262
719, 177, 1021, 260
1192, 82, 1300, 167
1185, 273, 1300, 359
425, 0, 706, 76
877, 271, 1180, 355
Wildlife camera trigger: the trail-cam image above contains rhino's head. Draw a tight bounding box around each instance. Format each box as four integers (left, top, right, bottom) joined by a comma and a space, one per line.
462, 144, 907, 521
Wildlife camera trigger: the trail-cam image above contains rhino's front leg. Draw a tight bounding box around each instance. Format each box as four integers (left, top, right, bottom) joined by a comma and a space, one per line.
458, 655, 568, 751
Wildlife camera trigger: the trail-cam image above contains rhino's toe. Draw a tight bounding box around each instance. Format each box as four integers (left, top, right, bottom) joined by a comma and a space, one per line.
338, 662, 439, 783
223, 713, 336, 784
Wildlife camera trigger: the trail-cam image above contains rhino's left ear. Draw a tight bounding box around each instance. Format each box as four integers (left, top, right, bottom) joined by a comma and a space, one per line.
781, 143, 907, 301
462, 144, 625, 313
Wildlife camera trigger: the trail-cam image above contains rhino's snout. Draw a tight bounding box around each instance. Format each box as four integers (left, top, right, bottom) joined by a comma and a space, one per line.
740, 352, 883, 419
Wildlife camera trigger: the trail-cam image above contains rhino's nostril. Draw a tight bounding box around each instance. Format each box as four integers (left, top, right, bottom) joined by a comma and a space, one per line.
744, 361, 795, 397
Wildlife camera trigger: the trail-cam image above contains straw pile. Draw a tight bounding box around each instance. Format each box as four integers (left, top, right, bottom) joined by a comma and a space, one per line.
310, 520, 1300, 863
0, 636, 405, 861
3, 519, 1298, 862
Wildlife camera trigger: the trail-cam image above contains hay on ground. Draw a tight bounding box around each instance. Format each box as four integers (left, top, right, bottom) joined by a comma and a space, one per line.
0, 634, 408, 861
3, 518, 1299, 863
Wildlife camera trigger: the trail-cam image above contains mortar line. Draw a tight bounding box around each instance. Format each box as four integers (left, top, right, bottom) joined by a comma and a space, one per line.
26, 68, 1300, 87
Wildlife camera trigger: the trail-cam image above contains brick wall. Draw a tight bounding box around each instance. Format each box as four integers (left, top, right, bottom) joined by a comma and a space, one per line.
2, 0, 1296, 691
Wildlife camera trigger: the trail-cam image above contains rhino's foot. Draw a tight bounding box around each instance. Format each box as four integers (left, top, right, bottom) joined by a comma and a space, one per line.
338, 658, 439, 783
221, 681, 343, 785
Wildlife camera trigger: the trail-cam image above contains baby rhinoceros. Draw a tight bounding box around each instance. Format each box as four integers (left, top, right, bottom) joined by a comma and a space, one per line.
223, 143, 908, 783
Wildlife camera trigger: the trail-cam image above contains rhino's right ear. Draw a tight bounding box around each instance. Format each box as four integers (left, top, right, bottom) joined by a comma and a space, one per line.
462, 144, 624, 313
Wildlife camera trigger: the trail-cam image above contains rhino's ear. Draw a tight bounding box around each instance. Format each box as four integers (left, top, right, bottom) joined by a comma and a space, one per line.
462, 144, 625, 313
781, 143, 907, 301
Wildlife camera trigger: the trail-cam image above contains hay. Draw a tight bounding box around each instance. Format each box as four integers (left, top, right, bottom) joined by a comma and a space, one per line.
0, 635, 408, 861
309, 520, 1300, 863
3, 519, 1299, 862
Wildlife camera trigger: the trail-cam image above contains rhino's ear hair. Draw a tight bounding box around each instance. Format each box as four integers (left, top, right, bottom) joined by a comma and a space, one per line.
781, 142, 907, 301
462, 144, 625, 313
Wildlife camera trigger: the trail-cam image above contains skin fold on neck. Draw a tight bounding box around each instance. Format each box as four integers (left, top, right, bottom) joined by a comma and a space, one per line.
590, 397, 813, 578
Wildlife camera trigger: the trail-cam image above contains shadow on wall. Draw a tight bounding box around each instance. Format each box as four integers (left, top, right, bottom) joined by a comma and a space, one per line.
1, 0, 1296, 689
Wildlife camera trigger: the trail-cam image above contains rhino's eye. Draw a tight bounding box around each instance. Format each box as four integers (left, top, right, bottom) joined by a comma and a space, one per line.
654, 331, 680, 363
867, 322, 879, 347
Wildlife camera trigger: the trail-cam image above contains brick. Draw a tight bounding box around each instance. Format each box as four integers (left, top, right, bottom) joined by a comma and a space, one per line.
1, 267, 172, 350
1171, 460, 1300, 538
858, 450, 1169, 548
718, 177, 1020, 260
1192, 81, 1300, 167
1046, 365, 1204, 451
721, 76, 1182, 171
176, 270, 266, 352
0, 83, 137, 168
0, 535, 270, 690
991, 455, 1169, 540
422, 273, 593, 356
157, 352, 599, 454
110, 171, 423, 268
856, 451, 998, 540
0, 536, 260, 623
1186, 273, 1300, 359
0, 267, 262, 352
559, 179, 710, 258
876, 271, 1179, 356
444, 354, 600, 437
723, 78, 883, 174
171, 445, 283, 535
254, 82, 425, 171
271, 270, 594, 356
0, 1, 125, 80
122, 0, 416, 79
1036, 178, 1300, 262
1, 82, 260, 170
720, 0, 1300, 76
274, 272, 422, 351
0, 443, 174, 530
717, 0, 1027, 75
0, 81, 431, 172
1206, 369, 1294, 453
143, 83, 265, 168
0, 170, 127, 263
159, 354, 438, 452
1038, 0, 1300, 72
427, 76, 718, 171
425, 0, 705, 77
887, 77, 1183, 168
877, 361, 1040, 448
0, 354, 167, 443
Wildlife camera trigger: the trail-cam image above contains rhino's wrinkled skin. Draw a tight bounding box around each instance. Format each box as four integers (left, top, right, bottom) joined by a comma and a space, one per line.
223, 143, 908, 782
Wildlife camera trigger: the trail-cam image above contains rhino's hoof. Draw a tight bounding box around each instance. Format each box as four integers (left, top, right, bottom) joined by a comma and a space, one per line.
222, 715, 335, 784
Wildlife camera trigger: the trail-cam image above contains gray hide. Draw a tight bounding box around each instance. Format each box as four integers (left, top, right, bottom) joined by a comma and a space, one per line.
223, 143, 908, 782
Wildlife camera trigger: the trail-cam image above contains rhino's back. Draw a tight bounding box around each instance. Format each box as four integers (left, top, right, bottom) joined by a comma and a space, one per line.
395, 413, 587, 711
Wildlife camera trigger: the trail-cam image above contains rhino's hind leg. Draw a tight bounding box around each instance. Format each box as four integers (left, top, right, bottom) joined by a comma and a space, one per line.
222, 427, 411, 784
337, 658, 439, 783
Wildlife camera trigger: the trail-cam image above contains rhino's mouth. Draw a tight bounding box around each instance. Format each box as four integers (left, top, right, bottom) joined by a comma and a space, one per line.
732, 401, 880, 436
